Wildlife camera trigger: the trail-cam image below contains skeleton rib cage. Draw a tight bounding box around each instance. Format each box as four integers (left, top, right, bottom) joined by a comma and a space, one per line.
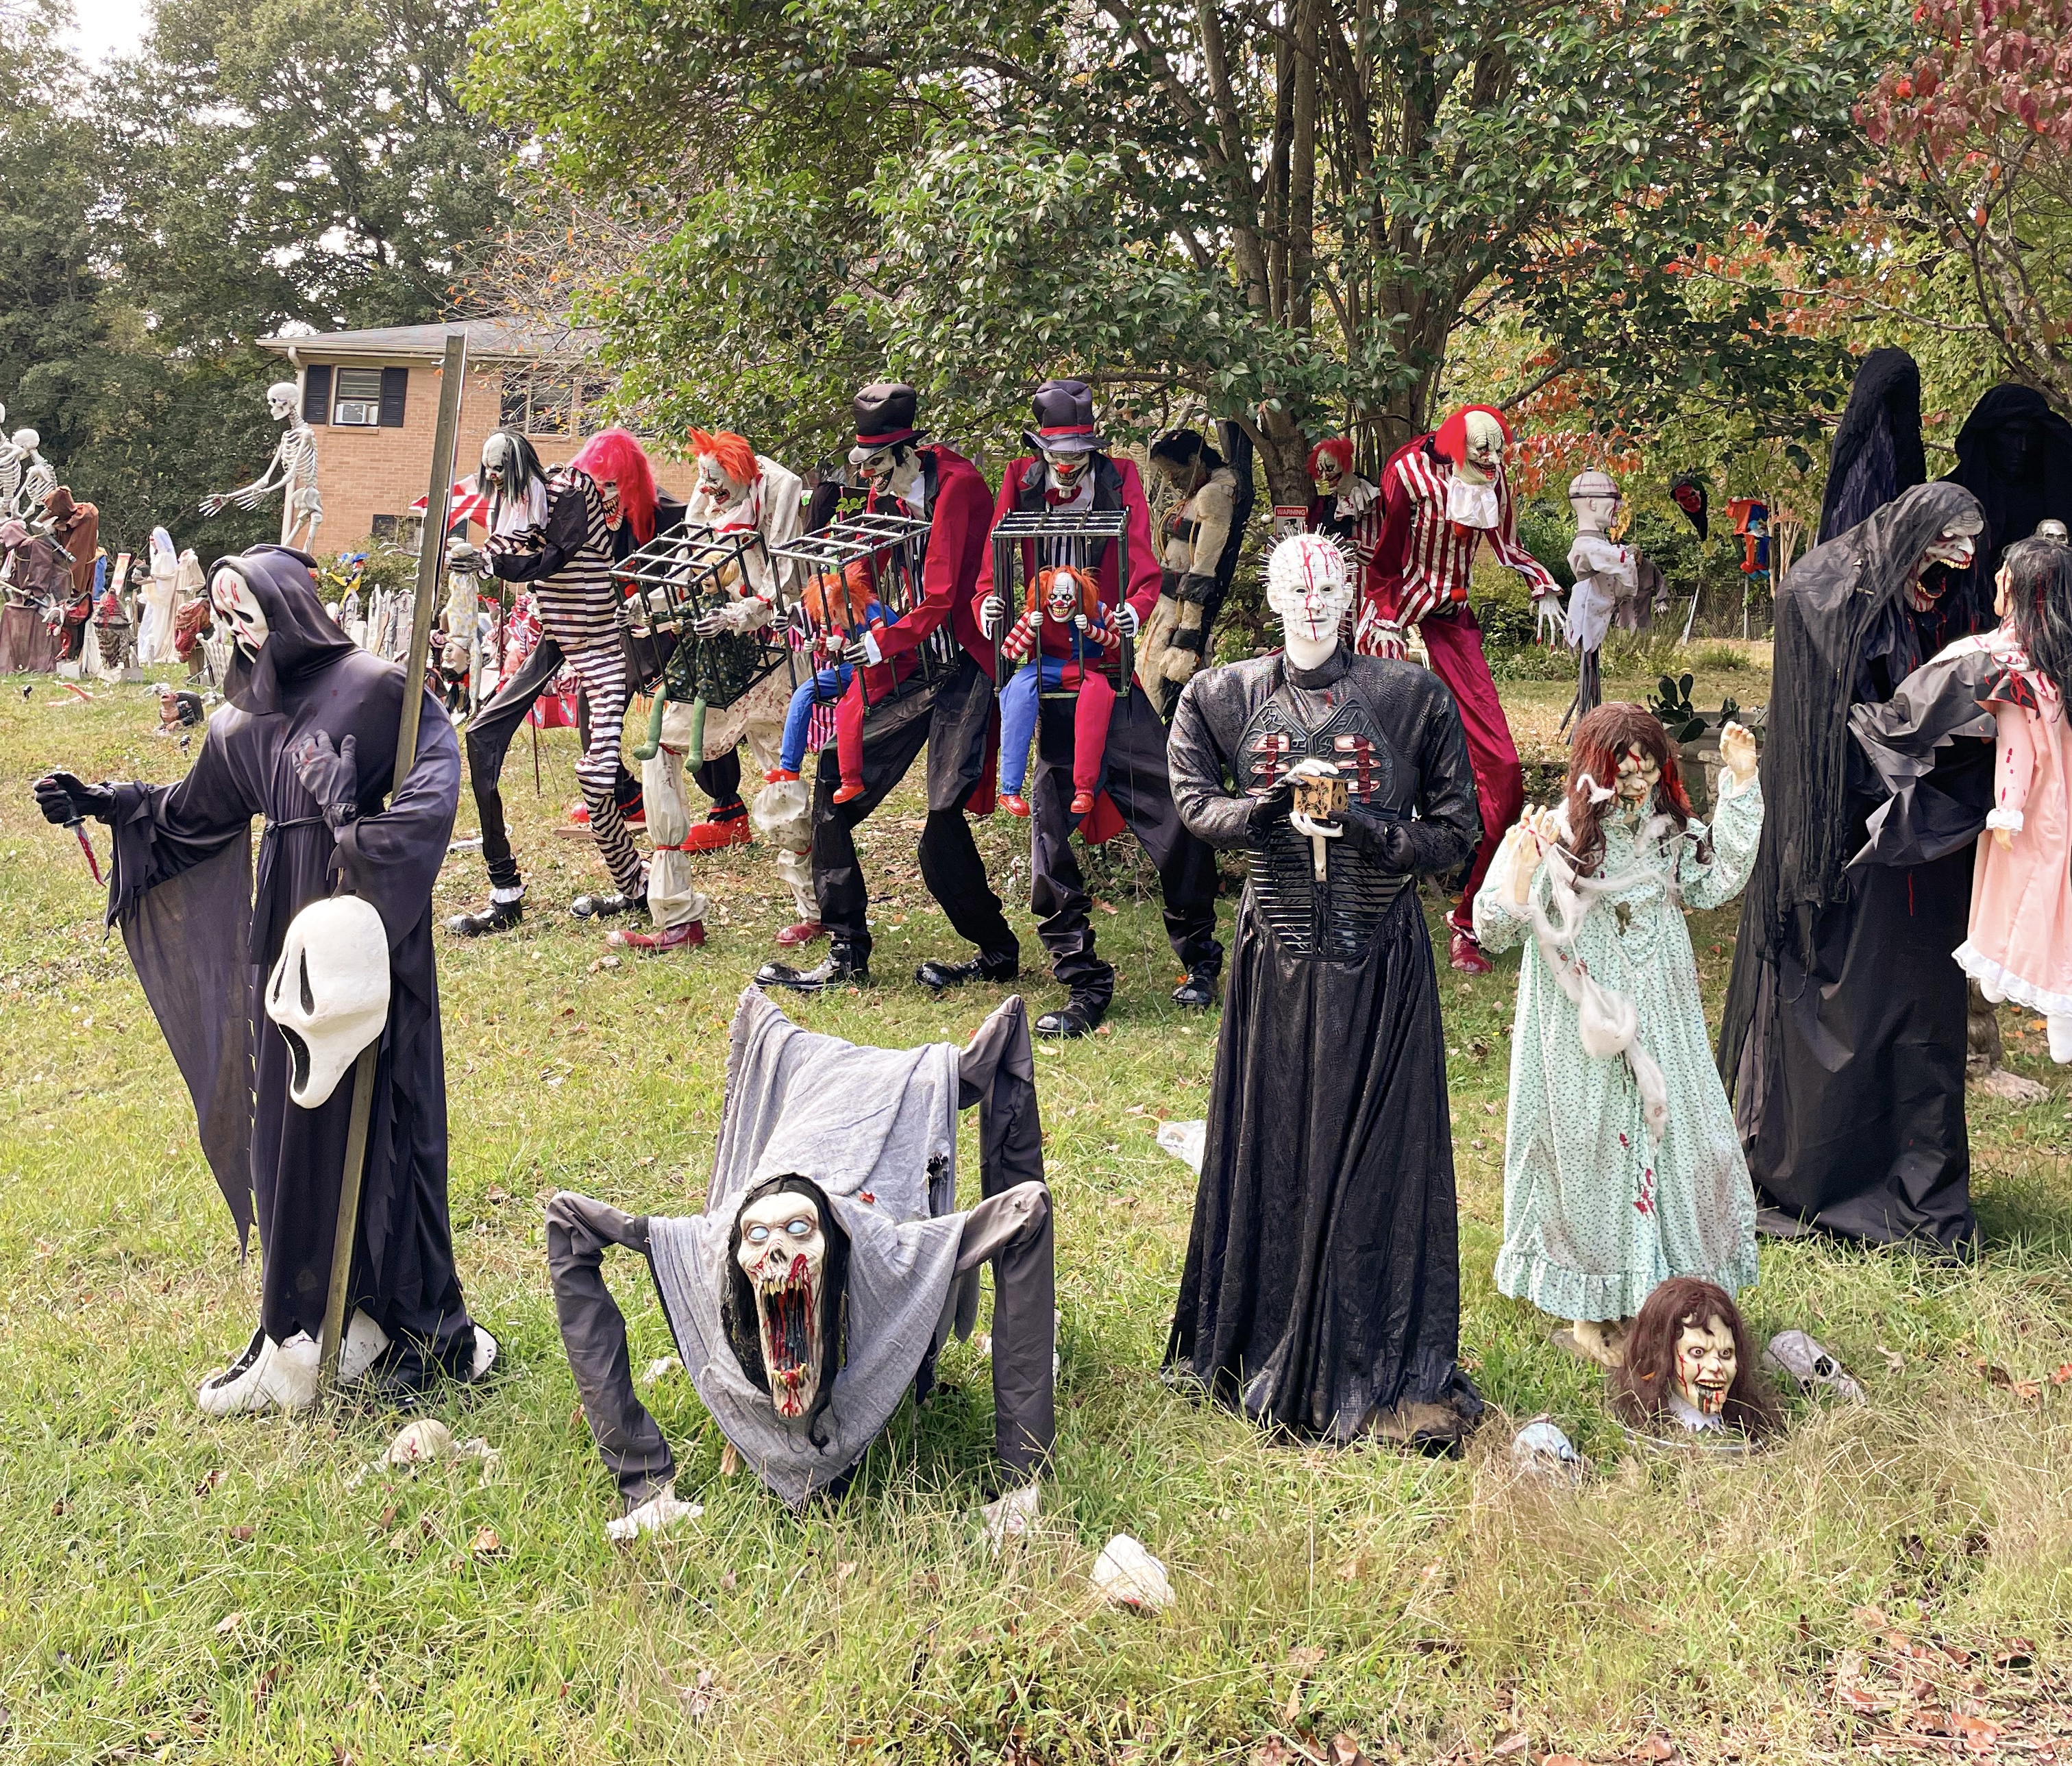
612, 524, 802, 707
769, 511, 948, 719
987, 506, 1134, 698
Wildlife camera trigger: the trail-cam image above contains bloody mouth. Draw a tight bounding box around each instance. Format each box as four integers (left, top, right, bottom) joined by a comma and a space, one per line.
756, 1255, 819, 1419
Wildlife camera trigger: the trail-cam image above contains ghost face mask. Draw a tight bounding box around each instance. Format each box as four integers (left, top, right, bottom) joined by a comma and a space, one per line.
734, 1184, 834, 1421
264, 895, 392, 1109
1673, 1314, 1738, 1419
210, 563, 270, 660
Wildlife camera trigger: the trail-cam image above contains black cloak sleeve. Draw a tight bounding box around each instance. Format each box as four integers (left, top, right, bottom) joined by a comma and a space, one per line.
1849, 641, 1999, 870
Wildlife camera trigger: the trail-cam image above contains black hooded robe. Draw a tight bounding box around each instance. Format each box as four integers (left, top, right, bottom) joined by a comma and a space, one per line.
1718, 484, 1988, 1251
1818, 347, 1927, 545
1164, 648, 1485, 1443
1943, 384, 2072, 580
106, 545, 479, 1377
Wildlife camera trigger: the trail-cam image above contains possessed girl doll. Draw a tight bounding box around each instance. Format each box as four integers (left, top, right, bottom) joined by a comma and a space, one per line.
996, 565, 1118, 816
769, 560, 907, 805
1473, 702, 1763, 1368
1955, 534, 2072, 1058
1607, 1276, 1780, 1439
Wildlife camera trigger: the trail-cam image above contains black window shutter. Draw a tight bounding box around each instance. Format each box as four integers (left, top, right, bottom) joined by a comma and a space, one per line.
378, 366, 408, 428
301, 365, 332, 424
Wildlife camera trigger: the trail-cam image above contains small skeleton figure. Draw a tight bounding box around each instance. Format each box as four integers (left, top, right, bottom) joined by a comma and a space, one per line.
1607, 1277, 1779, 1439
0, 404, 18, 515
13, 428, 55, 523
200, 382, 323, 550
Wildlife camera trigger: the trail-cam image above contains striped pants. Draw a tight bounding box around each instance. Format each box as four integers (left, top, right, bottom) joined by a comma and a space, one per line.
565, 642, 646, 898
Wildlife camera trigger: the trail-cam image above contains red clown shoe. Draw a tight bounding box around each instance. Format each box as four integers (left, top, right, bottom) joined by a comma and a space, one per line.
775, 920, 826, 948
680, 803, 752, 853
1448, 929, 1493, 974
610, 920, 706, 955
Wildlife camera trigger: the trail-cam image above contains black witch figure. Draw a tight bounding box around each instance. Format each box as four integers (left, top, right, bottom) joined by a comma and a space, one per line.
33, 546, 493, 1411
1944, 384, 2072, 581
1818, 347, 1927, 544
1717, 482, 1988, 1251
1163, 534, 1484, 1449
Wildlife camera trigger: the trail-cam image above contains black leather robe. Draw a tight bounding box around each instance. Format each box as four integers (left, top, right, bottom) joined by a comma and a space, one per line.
1163, 646, 1484, 1443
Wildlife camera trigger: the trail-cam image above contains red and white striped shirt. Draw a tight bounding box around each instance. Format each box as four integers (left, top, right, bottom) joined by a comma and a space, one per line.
1360, 438, 1556, 656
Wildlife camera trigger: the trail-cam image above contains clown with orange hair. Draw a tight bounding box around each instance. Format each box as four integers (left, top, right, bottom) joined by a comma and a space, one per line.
1364, 404, 1563, 974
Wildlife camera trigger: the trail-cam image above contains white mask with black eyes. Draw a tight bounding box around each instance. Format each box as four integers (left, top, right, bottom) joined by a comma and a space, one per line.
210, 564, 269, 659
735, 1189, 830, 1421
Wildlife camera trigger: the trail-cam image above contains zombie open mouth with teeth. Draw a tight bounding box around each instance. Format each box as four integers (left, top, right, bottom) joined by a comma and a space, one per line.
725, 1176, 846, 1425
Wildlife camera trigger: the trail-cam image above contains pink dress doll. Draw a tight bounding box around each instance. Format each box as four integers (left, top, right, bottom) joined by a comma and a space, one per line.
1955, 534, 2072, 1062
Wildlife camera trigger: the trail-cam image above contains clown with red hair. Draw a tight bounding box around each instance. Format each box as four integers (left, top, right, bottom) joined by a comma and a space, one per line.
1363, 403, 1563, 972
1303, 437, 1385, 610
445, 426, 682, 936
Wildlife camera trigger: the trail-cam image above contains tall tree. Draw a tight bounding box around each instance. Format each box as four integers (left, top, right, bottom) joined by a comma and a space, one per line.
471, 0, 1898, 499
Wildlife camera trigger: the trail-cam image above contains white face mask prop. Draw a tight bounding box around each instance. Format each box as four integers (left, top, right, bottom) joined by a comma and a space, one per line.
1614, 740, 1661, 805
264, 895, 391, 1109
735, 1188, 831, 1420
1912, 522, 1983, 609
1266, 534, 1355, 671
1568, 471, 1623, 539
698, 454, 750, 513
1673, 1314, 1738, 1419
481, 434, 519, 496
265, 381, 297, 422
210, 564, 270, 660
849, 439, 922, 506
1446, 410, 1506, 530
1041, 446, 1092, 497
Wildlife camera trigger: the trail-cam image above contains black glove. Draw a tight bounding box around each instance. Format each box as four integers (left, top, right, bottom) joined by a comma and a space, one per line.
1337, 800, 1414, 870
291, 731, 360, 832
34, 771, 115, 826
1246, 778, 1294, 841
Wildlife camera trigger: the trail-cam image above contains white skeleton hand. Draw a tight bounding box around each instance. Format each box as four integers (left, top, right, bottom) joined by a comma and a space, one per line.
980, 593, 1006, 638
1535, 595, 1568, 648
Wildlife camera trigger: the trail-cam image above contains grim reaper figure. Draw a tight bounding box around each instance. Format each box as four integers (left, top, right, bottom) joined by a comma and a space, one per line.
546, 989, 1052, 1529
32, 547, 493, 1411
1163, 535, 1485, 1449
1718, 481, 1988, 1251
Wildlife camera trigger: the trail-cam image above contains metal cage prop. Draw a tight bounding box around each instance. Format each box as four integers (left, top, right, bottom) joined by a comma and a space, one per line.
985, 506, 1135, 699
614, 524, 801, 761
769, 511, 947, 724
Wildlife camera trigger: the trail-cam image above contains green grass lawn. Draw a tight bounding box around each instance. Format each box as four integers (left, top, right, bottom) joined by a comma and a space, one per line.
5, 657, 2072, 1765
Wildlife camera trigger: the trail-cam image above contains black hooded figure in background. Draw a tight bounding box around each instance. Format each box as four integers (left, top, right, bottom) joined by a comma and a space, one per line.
33, 545, 494, 1412
1943, 385, 2072, 580
1818, 348, 1928, 544
1717, 482, 1988, 1251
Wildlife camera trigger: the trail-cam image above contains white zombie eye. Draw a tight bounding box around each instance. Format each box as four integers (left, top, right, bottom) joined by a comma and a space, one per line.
746, 1225, 769, 1244
785, 1218, 812, 1237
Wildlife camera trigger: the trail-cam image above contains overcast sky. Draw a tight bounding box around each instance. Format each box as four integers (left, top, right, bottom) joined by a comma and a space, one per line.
62, 0, 149, 64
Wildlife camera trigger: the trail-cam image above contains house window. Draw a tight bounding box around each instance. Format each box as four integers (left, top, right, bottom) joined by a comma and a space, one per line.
370, 514, 398, 541
333, 369, 384, 426
499, 369, 618, 437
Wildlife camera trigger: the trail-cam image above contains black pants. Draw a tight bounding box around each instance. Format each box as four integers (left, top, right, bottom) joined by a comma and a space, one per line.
693, 747, 743, 811
462, 637, 639, 889
545, 1184, 1057, 1506
1030, 681, 1222, 1003
809, 653, 1017, 964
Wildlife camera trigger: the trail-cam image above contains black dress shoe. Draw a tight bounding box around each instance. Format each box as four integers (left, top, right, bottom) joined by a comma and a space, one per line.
1035, 990, 1108, 1039
1171, 964, 1222, 1009
447, 895, 524, 937
754, 947, 870, 992
570, 891, 642, 920
915, 950, 1020, 992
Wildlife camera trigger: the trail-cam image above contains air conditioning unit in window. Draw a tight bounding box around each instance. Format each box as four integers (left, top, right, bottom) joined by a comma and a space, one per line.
334, 400, 379, 427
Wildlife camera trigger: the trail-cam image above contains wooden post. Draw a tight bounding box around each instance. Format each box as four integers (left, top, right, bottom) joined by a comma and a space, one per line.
317, 330, 469, 1391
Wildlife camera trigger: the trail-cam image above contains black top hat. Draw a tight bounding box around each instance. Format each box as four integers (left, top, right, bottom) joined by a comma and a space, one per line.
852, 382, 921, 449
1024, 378, 1106, 456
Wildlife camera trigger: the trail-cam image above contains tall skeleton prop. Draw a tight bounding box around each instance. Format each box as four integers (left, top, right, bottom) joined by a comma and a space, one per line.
13, 428, 54, 524
201, 381, 323, 550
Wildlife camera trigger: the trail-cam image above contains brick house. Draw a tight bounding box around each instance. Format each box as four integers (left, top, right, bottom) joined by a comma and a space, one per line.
258, 316, 698, 549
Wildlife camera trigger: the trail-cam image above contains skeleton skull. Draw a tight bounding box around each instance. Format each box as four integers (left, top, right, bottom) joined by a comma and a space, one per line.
1266, 534, 1355, 654
266, 381, 298, 422
209, 563, 270, 659
1614, 741, 1660, 805
12, 428, 38, 453
264, 894, 392, 1109
735, 1187, 830, 1420
1673, 1314, 1738, 1419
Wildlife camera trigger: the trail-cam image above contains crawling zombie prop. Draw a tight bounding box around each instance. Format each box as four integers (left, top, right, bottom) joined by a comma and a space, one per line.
1163, 535, 1485, 1448
1473, 704, 1762, 1370
546, 988, 1052, 1525
1607, 1277, 1780, 1441
1139, 426, 1254, 717
446, 428, 663, 933
200, 381, 323, 550
975, 378, 1224, 1038
32, 546, 492, 1411
756, 381, 1022, 992
1719, 481, 1988, 1251
1366, 406, 1562, 973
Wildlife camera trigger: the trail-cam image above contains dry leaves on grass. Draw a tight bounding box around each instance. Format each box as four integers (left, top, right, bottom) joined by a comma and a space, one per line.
1829, 1610, 2066, 1759
469, 1525, 503, 1558
674, 1668, 720, 1719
